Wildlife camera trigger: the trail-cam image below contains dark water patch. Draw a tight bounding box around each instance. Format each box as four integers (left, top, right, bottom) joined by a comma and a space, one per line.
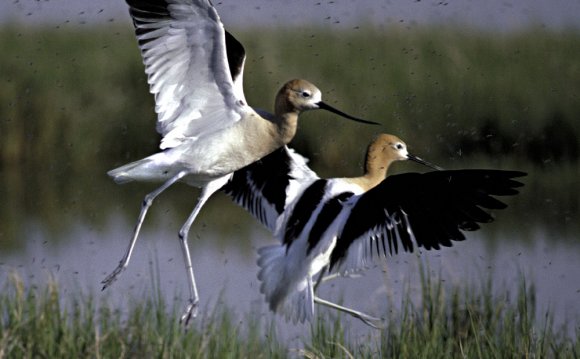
457, 112, 579, 165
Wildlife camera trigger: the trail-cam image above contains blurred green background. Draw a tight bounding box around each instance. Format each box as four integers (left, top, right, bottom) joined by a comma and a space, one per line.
0, 23, 578, 251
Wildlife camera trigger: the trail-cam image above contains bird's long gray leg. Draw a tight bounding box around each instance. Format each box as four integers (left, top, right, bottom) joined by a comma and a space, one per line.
314, 296, 385, 329
179, 175, 231, 327
320, 272, 363, 284
314, 267, 363, 290
101, 171, 189, 290
313, 268, 379, 327
313, 266, 328, 293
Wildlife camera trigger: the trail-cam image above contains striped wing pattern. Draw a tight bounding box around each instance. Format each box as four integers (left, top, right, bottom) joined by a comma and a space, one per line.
222, 146, 319, 232
331, 170, 526, 272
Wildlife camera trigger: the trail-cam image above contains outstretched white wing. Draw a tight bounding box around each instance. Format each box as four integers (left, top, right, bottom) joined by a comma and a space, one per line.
126, 0, 249, 149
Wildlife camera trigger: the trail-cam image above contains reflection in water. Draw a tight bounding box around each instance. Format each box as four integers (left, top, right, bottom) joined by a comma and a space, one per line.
1, 213, 579, 338
0, 157, 577, 251
0, 161, 262, 252
0, 164, 579, 337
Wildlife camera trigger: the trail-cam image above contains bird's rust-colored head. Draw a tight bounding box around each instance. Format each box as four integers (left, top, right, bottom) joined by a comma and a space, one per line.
365, 133, 442, 173
275, 79, 379, 125
348, 134, 442, 190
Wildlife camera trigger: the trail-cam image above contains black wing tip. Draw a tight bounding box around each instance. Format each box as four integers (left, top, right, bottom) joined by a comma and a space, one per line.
225, 30, 246, 82
504, 170, 528, 187
126, 0, 170, 14
509, 170, 528, 178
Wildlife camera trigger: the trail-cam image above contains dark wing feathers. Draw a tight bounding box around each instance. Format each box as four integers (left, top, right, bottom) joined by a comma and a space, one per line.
224, 30, 246, 84
306, 192, 354, 254
222, 146, 318, 232
126, 0, 171, 47
283, 180, 328, 247
330, 169, 525, 269
221, 147, 294, 231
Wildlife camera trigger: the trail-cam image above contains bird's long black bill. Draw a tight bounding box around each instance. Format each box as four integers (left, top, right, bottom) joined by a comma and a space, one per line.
408, 154, 444, 171
317, 101, 380, 125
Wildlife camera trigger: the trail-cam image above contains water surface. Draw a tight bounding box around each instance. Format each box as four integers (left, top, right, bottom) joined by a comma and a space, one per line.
1, 168, 578, 338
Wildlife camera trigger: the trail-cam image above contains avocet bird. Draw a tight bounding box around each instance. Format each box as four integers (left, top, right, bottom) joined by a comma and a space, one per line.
222, 134, 526, 327
102, 0, 378, 325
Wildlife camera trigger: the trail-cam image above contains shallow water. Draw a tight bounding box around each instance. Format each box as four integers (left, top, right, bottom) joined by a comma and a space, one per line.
1, 175, 578, 339
1, 0, 579, 346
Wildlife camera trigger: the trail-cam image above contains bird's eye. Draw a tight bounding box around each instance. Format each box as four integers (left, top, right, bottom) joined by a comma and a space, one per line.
301, 91, 311, 98
395, 143, 404, 150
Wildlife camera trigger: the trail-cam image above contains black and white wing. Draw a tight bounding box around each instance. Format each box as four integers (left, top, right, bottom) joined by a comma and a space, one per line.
330, 169, 526, 272
224, 30, 246, 99
126, 0, 250, 149
221, 146, 319, 232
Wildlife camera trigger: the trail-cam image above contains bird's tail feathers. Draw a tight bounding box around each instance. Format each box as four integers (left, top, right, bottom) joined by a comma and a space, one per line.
281, 276, 314, 324
257, 245, 314, 324
108, 159, 150, 184
107, 152, 175, 184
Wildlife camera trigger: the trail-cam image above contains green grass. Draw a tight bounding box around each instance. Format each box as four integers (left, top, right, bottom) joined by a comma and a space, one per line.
0, 273, 284, 358
1, 23, 578, 358
2, 266, 578, 358
377, 266, 569, 358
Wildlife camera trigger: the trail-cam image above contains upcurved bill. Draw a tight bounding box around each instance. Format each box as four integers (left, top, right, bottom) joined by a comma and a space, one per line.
407, 154, 444, 170
317, 101, 380, 125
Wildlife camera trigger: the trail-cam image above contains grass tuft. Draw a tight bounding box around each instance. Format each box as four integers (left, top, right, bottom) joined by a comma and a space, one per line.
1, 266, 578, 358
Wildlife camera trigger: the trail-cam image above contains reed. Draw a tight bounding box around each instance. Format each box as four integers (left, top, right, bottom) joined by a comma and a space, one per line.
1, 265, 578, 358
